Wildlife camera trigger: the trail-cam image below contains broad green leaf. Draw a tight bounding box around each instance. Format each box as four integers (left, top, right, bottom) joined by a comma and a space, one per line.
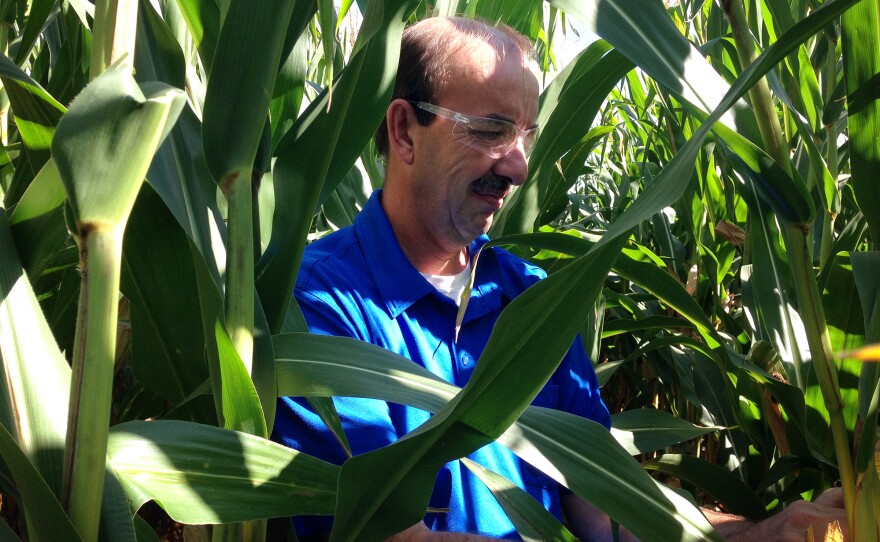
494, 41, 633, 235
498, 408, 721, 542
100, 467, 137, 542
761, 0, 823, 132
819, 253, 864, 433
461, 457, 576, 542
255, 0, 416, 332
52, 61, 186, 228
107, 420, 338, 523
841, 0, 880, 244
610, 409, 720, 456
486, 231, 724, 349
331, 235, 627, 541
192, 240, 232, 424
0, 423, 80, 541
202, 0, 294, 183
853, 460, 880, 542
273, 333, 723, 542
0, 53, 67, 205
317, 0, 337, 94
556, 0, 856, 255
215, 320, 268, 438
8, 159, 64, 226
0, 209, 70, 496
738, 196, 810, 390
548, 0, 757, 141
602, 315, 696, 338
643, 454, 767, 518
254, 296, 278, 431
852, 252, 880, 473
15, 0, 60, 65
121, 186, 210, 408
144, 105, 225, 272
172, 0, 221, 69
135, 0, 187, 89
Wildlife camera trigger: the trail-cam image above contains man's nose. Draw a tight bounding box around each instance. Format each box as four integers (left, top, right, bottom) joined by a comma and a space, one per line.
493, 138, 529, 186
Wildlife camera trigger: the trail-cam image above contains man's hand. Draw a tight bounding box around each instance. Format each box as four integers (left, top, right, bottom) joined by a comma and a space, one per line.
384, 521, 496, 541
564, 488, 848, 542
705, 488, 848, 542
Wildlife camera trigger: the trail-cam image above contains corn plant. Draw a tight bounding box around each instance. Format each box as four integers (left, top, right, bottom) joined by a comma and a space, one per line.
0, 0, 876, 541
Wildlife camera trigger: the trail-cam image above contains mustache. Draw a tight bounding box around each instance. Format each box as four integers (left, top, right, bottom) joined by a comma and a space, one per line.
473, 173, 512, 193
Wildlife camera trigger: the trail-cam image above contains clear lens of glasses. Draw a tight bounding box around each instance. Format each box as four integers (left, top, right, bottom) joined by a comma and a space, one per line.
453, 117, 537, 158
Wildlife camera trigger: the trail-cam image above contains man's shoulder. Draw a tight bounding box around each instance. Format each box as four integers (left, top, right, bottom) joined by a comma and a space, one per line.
297, 226, 366, 294
479, 240, 548, 293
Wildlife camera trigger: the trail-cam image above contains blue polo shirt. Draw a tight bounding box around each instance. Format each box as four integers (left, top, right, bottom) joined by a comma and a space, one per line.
273, 190, 610, 539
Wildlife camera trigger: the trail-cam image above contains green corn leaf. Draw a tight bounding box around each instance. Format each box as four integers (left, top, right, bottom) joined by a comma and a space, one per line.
0, 209, 70, 496
461, 457, 577, 542
202, 0, 295, 184
144, 105, 225, 272
493, 41, 634, 235
482, 231, 725, 350
52, 61, 186, 228
318, 0, 337, 95
107, 420, 338, 523
841, 0, 880, 244
273, 333, 723, 542
610, 409, 720, 456
548, 0, 759, 142
215, 320, 268, 438
135, 0, 187, 89
15, 0, 60, 65
121, 186, 210, 409
643, 454, 768, 519
255, 0, 415, 332
851, 252, 880, 473
738, 190, 811, 389
0, 53, 67, 205
0, 423, 80, 542
254, 296, 278, 431
171, 0, 221, 69
547, 0, 856, 250
305, 396, 352, 458
601, 315, 696, 338
330, 234, 627, 541
819, 253, 864, 432
100, 467, 138, 542
8, 159, 65, 225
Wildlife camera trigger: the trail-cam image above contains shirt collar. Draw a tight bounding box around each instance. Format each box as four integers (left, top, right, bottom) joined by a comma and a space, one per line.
354, 190, 436, 318
354, 190, 508, 321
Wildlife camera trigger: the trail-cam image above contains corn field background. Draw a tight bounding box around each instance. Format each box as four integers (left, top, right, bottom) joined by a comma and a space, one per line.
0, 0, 877, 540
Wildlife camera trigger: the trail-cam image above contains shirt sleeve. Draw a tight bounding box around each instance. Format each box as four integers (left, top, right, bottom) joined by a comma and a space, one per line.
272, 289, 404, 535
554, 334, 612, 430
274, 289, 402, 459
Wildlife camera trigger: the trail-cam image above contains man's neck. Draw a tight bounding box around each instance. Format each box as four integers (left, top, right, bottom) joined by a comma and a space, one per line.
394, 225, 469, 276
380, 191, 469, 276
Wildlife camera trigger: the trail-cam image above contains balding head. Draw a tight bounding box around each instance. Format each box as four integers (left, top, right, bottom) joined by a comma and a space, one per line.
375, 17, 534, 156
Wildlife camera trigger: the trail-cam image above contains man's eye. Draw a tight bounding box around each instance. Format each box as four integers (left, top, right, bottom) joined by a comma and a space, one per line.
467, 124, 506, 141
467, 128, 504, 141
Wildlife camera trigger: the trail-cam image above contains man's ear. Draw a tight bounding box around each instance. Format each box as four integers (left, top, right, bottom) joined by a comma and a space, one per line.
386, 99, 417, 165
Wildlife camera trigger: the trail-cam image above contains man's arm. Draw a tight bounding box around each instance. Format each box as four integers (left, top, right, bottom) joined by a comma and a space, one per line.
561, 488, 848, 542
384, 522, 497, 541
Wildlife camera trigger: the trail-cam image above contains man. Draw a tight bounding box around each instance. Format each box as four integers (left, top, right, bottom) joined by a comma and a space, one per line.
274, 16, 847, 541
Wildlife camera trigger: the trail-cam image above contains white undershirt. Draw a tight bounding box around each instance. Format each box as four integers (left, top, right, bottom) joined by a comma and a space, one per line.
420, 261, 472, 306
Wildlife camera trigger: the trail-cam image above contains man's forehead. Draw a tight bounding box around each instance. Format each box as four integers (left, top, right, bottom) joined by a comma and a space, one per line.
443, 39, 534, 88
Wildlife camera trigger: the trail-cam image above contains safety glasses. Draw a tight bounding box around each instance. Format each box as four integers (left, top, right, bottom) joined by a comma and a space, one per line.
411, 101, 538, 159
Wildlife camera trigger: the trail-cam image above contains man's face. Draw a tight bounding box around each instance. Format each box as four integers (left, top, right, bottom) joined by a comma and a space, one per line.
408, 40, 539, 251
